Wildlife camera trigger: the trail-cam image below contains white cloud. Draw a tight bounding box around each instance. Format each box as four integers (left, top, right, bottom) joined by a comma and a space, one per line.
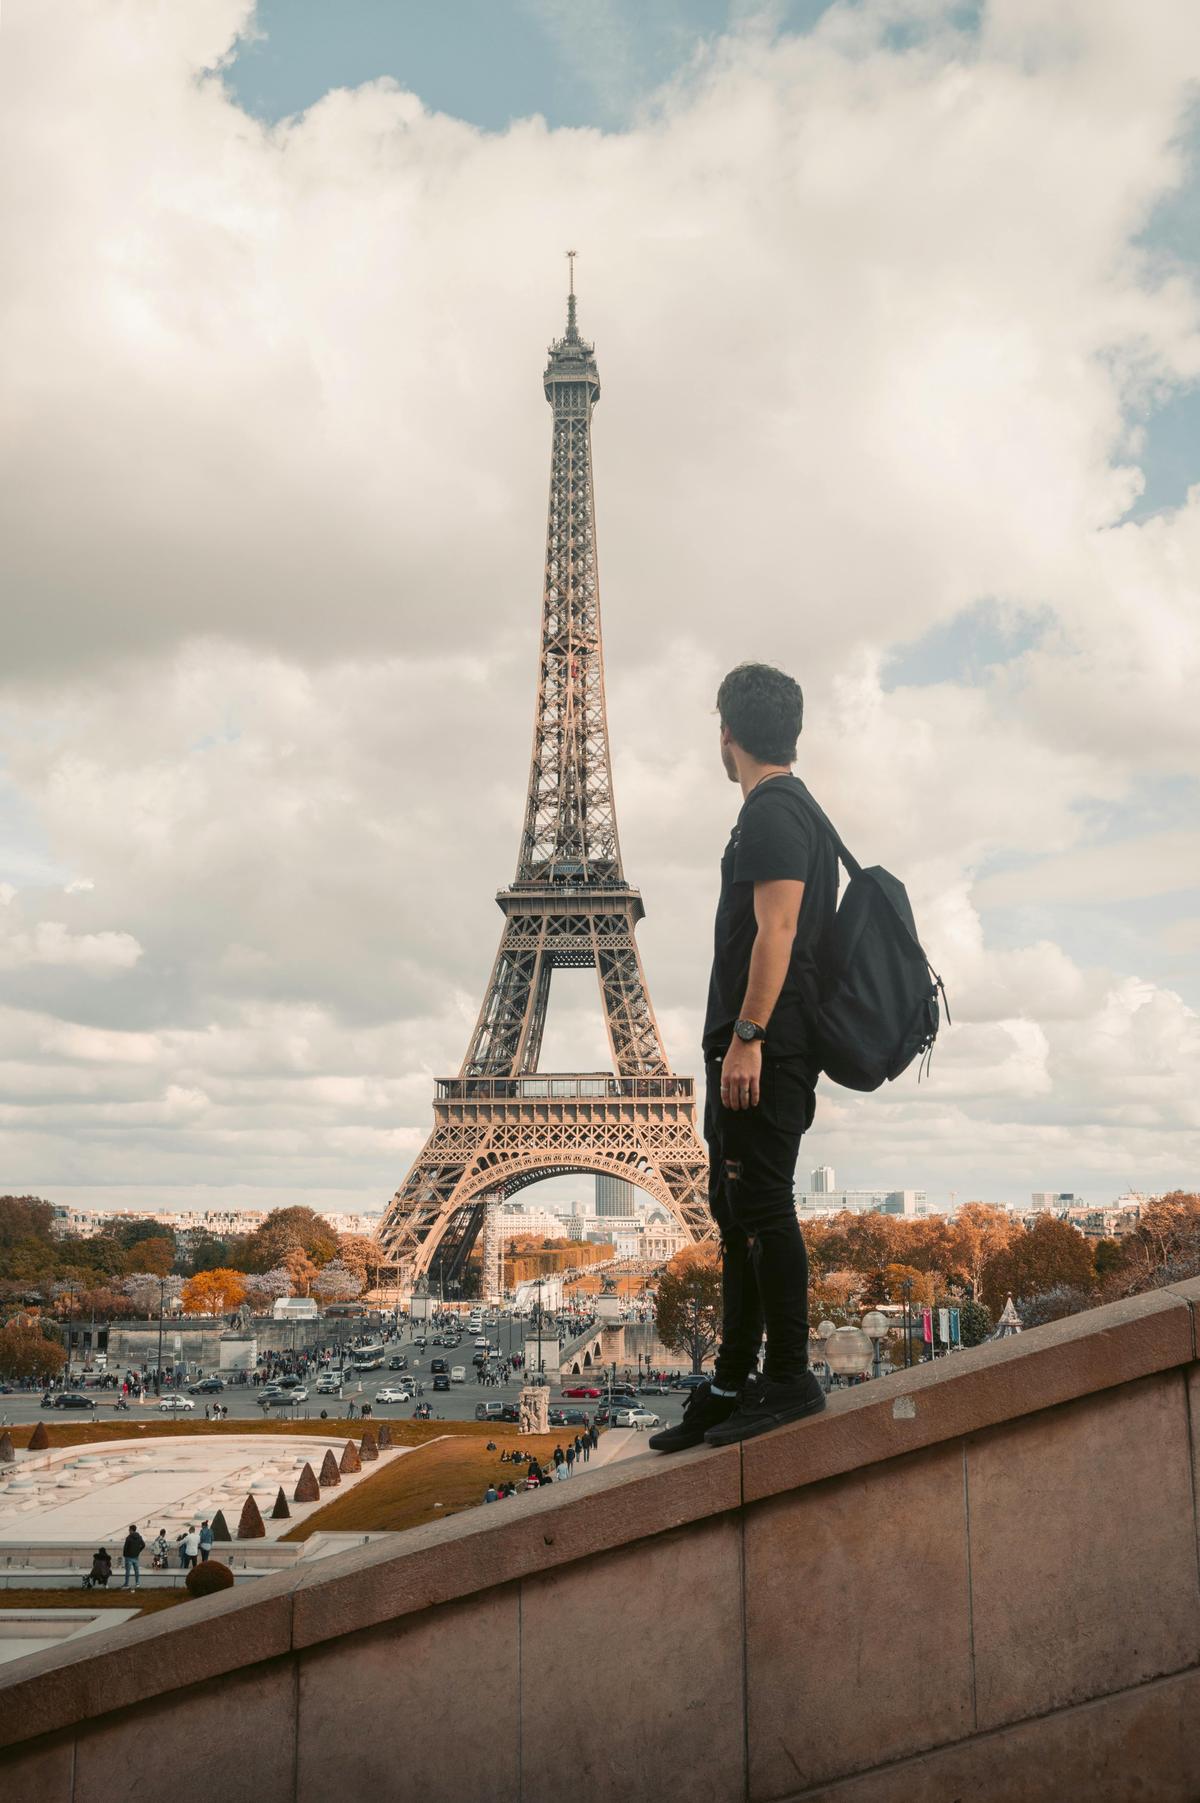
0, 0, 1198, 1208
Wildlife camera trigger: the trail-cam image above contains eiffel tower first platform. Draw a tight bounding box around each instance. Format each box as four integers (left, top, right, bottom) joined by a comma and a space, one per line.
377, 265, 713, 1291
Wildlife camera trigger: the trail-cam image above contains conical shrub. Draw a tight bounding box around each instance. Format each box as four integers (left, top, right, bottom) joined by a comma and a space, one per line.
28, 1422, 50, 1451
293, 1462, 320, 1503
270, 1486, 291, 1520
210, 1509, 231, 1542
237, 1493, 266, 1539
339, 1440, 361, 1474
0, 1431, 14, 1463
318, 1449, 341, 1487
359, 1431, 378, 1462
377, 1424, 392, 1449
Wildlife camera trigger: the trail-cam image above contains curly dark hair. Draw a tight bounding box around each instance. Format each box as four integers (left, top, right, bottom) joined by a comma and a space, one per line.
716, 663, 803, 764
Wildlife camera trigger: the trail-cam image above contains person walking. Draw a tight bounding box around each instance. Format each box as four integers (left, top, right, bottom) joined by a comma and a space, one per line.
565, 1443, 576, 1473
198, 1520, 214, 1563
650, 665, 832, 1455
121, 1524, 145, 1590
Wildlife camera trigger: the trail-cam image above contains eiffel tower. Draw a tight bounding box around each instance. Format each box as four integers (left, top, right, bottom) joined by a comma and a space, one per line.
378, 261, 713, 1291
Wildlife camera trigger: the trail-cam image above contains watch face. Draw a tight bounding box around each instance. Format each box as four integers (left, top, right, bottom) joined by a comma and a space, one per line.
736, 1020, 754, 1040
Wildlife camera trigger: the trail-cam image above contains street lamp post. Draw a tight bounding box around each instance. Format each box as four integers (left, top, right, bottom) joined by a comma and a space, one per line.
901, 1277, 914, 1369
155, 1275, 166, 1394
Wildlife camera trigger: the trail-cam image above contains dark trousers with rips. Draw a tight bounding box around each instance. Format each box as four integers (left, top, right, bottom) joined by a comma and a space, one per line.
704, 1051, 816, 1389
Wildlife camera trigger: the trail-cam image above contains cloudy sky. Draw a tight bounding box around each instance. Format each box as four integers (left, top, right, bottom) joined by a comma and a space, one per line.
1, 0, 1198, 1219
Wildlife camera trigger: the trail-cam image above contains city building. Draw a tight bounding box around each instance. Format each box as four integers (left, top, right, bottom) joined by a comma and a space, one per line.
810, 1165, 835, 1193
595, 1173, 636, 1217
795, 1188, 929, 1218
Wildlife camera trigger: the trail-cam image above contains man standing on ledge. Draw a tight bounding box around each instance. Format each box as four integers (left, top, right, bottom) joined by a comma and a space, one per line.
651, 663, 834, 1452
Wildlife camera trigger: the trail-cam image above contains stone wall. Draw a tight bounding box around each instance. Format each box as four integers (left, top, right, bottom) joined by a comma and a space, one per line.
5, 1278, 1200, 1801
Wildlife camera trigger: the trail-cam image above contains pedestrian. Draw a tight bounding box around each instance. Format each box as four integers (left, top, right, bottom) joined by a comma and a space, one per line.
121, 1523, 145, 1590
565, 1443, 576, 1472
182, 1524, 200, 1568
198, 1520, 214, 1563
151, 1528, 169, 1570
649, 664, 832, 1456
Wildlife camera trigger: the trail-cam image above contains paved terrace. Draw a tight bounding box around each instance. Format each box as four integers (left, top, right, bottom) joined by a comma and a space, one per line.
3, 1278, 1200, 1801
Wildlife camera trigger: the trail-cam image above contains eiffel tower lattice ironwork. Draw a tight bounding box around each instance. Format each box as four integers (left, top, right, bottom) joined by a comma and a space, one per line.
378, 268, 713, 1289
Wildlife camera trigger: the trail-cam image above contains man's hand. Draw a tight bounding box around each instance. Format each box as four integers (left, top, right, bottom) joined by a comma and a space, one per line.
721, 1036, 762, 1110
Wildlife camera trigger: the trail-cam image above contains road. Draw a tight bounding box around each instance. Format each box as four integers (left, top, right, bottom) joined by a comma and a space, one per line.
0, 1316, 693, 1434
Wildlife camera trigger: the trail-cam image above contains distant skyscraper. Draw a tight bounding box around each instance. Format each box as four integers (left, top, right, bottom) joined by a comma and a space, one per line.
811, 1165, 835, 1194
595, 1174, 636, 1217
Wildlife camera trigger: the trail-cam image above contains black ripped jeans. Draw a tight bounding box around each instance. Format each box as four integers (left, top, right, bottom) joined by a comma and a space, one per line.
704, 1051, 817, 1388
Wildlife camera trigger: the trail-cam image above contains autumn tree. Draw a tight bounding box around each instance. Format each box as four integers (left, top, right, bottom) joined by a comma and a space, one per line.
337, 1233, 382, 1288
281, 1248, 319, 1298
233, 1207, 338, 1274
981, 1217, 1095, 1315
121, 1235, 175, 1278
180, 1268, 248, 1318
655, 1244, 722, 1372
944, 1203, 1016, 1301
0, 1314, 66, 1382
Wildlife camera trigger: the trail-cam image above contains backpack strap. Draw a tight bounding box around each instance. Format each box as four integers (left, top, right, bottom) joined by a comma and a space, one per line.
787, 778, 863, 880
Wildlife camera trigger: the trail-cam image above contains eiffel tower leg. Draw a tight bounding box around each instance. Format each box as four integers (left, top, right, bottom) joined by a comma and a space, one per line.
593, 911, 670, 1078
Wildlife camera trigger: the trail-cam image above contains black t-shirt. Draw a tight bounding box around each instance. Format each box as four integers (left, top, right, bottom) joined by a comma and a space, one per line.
702, 773, 837, 1063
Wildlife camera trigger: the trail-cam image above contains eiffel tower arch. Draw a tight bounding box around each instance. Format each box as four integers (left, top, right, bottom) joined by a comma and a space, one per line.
378, 266, 713, 1289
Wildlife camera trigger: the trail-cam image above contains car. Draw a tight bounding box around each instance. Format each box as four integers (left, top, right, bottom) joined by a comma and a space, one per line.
638, 1382, 671, 1395
672, 1374, 708, 1391
430, 1358, 448, 1375
615, 1408, 660, 1428
375, 1386, 414, 1404
450, 1366, 466, 1382
413, 1337, 427, 1349
559, 1407, 589, 1426
475, 1401, 507, 1420
261, 1388, 307, 1407
387, 1356, 408, 1371
562, 1386, 601, 1399
315, 1376, 342, 1394
187, 1377, 226, 1395
47, 1392, 97, 1410
277, 1375, 303, 1389
432, 1374, 451, 1392
432, 1336, 444, 1346
158, 1396, 195, 1412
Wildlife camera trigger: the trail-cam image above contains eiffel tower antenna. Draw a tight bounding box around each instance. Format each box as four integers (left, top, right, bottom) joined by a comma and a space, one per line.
377, 272, 712, 1291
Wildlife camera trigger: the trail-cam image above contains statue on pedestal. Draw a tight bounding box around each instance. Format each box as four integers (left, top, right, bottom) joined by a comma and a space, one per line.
518, 1385, 549, 1435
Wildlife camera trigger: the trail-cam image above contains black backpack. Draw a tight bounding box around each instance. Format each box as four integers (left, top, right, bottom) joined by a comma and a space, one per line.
792, 781, 950, 1091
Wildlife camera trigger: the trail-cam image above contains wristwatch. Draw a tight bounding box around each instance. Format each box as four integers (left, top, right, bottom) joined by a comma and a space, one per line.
733, 1017, 766, 1043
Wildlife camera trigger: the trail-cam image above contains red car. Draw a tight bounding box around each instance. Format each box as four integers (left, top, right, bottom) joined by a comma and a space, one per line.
561, 1385, 601, 1399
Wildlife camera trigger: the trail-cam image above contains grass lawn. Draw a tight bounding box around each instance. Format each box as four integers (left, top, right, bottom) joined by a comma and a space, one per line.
0, 1587, 186, 1613
5, 1417, 501, 1451
282, 1430, 582, 1539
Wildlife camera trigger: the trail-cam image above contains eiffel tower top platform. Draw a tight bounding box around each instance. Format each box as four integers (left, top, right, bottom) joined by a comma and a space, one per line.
377, 264, 712, 1287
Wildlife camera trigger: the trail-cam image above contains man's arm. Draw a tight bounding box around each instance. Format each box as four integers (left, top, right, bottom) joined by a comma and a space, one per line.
721, 877, 804, 1111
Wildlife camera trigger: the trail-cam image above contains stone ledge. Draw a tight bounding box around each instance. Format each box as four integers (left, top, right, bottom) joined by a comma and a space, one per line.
1, 1279, 1197, 1764
291, 1438, 740, 1648
742, 1282, 1195, 1504
0, 1567, 303, 1752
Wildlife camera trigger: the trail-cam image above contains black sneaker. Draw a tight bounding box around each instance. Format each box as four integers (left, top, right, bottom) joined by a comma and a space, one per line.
703, 1370, 826, 1446
646, 1379, 741, 1453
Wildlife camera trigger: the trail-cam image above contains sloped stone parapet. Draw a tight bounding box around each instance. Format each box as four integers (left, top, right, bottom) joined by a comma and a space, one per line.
1, 1275, 1199, 1800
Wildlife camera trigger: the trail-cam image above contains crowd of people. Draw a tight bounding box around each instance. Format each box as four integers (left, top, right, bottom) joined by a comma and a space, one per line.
483, 1426, 598, 1501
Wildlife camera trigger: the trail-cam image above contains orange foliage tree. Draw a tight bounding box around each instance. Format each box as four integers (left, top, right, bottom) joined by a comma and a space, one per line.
180, 1268, 248, 1317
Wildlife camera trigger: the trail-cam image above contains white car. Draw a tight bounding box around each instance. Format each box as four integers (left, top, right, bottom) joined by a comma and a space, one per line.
450, 1366, 466, 1383
615, 1407, 660, 1428
375, 1385, 414, 1404
158, 1396, 195, 1412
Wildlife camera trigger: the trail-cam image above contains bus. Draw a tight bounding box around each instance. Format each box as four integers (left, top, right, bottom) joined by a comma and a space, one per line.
349, 1342, 385, 1372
